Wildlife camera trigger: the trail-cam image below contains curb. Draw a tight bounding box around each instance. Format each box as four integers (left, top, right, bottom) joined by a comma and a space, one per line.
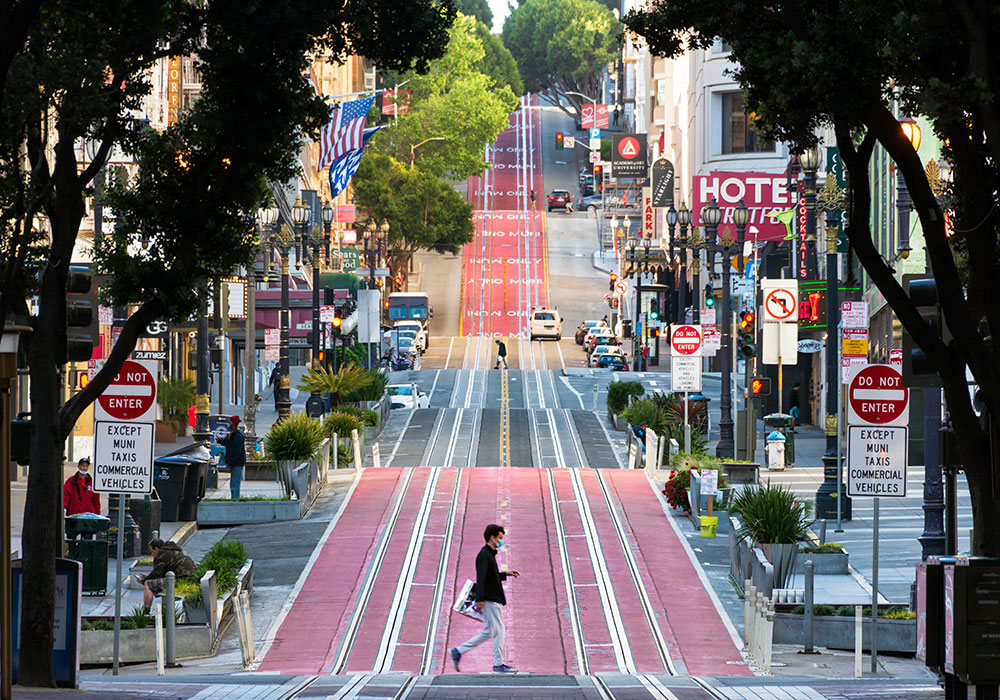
169, 520, 197, 547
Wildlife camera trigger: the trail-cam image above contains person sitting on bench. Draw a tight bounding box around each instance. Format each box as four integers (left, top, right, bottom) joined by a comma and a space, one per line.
136, 538, 196, 608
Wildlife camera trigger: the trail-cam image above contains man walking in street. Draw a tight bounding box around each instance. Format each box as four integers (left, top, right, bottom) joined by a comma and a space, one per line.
494, 339, 508, 370
450, 524, 520, 673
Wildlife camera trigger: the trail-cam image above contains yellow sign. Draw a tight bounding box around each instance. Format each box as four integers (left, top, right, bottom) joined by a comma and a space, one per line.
842, 338, 868, 357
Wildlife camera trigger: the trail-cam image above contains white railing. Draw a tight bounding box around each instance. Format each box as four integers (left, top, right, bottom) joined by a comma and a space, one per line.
743, 580, 774, 674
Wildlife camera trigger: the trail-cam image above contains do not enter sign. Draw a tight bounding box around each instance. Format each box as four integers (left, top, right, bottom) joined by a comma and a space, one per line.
95, 359, 158, 423
671, 324, 702, 356
847, 363, 909, 427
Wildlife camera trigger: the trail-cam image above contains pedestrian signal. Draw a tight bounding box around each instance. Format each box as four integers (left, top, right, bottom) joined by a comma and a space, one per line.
750, 376, 771, 397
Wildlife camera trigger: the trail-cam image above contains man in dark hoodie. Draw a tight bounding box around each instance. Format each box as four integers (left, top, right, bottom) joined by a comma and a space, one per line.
137, 538, 196, 608
450, 523, 520, 673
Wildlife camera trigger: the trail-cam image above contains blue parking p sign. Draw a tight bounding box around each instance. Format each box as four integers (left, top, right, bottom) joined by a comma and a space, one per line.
590, 128, 600, 139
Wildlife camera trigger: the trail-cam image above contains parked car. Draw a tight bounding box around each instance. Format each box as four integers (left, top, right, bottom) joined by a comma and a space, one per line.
583, 327, 613, 351
579, 175, 595, 196
394, 319, 428, 350
587, 335, 620, 356
547, 189, 571, 212
575, 319, 605, 345
589, 345, 626, 367
576, 193, 603, 213
388, 383, 430, 410
595, 354, 629, 371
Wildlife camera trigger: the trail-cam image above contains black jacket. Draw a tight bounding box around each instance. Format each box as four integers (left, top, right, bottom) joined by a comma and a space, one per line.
218, 427, 246, 467
496, 342, 507, 357
474, 544, 508, 605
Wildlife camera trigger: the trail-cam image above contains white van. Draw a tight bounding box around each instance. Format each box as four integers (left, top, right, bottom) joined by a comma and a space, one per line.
529, 307, 562, 341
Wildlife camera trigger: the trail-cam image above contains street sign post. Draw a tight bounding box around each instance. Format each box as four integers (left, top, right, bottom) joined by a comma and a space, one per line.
844, 361, 910, 675
589, 151, 600, 164
91, 358, 157, 675
564, 136, 576, 148
670, 324, 702, 453
671, 324, 702, 356
614, 281, 628, 295
761, 279, 799, 410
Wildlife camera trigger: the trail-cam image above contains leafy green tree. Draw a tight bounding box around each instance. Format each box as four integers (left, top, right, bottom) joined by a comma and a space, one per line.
626, 0, 1000, 557
372, 13, 518, 179
0, 0, 454, 686
455, 0, 493, 27
352, 153, 474, 278
502, 0, 620, 117
472, 19, 524, 96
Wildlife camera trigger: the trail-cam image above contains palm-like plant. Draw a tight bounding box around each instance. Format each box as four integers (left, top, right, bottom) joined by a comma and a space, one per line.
297, 363, 373, 408
157, 377, 196, 419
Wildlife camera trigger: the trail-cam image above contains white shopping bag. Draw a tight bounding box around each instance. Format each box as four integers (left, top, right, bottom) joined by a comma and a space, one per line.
452, 578, 484, 621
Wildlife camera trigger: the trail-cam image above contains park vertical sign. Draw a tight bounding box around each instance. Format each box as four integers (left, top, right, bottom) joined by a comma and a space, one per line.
92, 359, 157, 496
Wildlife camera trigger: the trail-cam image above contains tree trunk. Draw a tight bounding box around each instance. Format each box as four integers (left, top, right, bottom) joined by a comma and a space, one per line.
19, 306, 62, 686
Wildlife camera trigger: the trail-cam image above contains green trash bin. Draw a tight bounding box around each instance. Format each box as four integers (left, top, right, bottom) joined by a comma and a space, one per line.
65, 513, 110, 595
763, 413, 795, 466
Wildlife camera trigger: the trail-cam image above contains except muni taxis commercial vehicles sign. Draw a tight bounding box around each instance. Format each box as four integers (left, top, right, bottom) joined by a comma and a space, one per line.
846, 363, 909, 499
93, 359, 157, 496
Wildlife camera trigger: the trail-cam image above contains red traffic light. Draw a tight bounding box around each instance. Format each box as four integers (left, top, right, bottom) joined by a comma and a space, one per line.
394, 276, 402, 285
332, 317, 342, 328
610, 273, 617, 283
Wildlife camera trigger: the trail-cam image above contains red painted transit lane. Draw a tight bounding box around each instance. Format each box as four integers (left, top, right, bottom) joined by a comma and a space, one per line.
258, 468, 409, 674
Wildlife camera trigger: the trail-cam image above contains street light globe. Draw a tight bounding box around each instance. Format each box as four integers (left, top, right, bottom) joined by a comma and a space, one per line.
322, 201, 334, 224
701, 197, 722, 226
666, 205, 678, 226
292, 198, 310, 225
642, 236, 652, 250
733, 198, 750, 227
677, 202, 691, 226
380, 219, 390, 235
899, 115, 922, 152
628, 237, 637, 251
799, 145, 821, 172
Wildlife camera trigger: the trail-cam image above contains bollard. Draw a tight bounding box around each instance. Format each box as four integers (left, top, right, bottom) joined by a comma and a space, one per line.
241, 590, 257, 664
165, 571, 176, 666
819, 521, 827, 545
803, 559, 815, 654
855, 605, 863, 677
593, 385, 599, 411
372, 443, 381, 469
153, 599, 165, 675
744, 579, 752, 649
762, 599, 774, 674
333, 434, 338, 470
747, 585, 757, 658
151, 529, 159, 542
352, 428, 362, 472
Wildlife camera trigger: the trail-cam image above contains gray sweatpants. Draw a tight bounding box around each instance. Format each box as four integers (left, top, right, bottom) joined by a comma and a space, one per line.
457, 601, 505, 666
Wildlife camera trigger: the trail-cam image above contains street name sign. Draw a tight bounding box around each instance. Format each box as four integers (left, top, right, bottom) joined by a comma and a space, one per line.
671, 324, 702, 356
847, 426, 908, 497
847, 363, 909, 427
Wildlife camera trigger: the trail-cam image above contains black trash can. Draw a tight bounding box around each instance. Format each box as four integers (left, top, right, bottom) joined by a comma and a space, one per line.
154, 442, 211, 522
64, 513, 110, 594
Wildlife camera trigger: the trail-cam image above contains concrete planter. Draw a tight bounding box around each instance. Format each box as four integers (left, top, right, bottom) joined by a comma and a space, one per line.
772, 612, 916, 653
80, 625, 213, 664
761, 542, 799, 590
793, 551, 849, 575
196, 498, 301, 526
244, 460, 277, 481
128, 561, 154, 590
720, 461, 759, 485
154, 421, 176, 443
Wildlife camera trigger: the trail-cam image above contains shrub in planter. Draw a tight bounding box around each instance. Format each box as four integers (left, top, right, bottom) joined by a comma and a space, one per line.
729, 483, 812, 589
337, 404, 379, 428
621, 399, 665, 434
343, 369, 389, 403
338, 443, 353, 465
157, 377, 195, 434
298, 363, 373, 408
264, 411, 324, 462
607, 381, 644, 415
322, 411, 364, 441
181, 538, 248, 608
662, 469, 692, 511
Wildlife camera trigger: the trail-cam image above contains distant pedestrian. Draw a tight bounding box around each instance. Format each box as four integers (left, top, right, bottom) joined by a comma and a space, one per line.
450, 524, 520, 674
613, 105, 621, 126
788, 382, 801, 425
63, 457, 100, 516
217, 415, 246, 499
495, 339, 508, 370
268, 365, 281, 410
529, 189, 536, 210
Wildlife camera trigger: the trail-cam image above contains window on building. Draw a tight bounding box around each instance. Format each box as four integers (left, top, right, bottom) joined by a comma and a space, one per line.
721, 92, 774, 154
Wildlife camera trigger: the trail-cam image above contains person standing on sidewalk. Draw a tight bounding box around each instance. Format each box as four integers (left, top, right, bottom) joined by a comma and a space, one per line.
494, 339, 508, 370
217, 415, 246, 499
63, 457, 100, 515
268, 364, 281, 411
450, 524, 520, 673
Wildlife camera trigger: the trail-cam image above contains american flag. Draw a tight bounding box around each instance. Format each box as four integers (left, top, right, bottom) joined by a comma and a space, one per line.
318, 96, 375, 169
328, 126, 385, 199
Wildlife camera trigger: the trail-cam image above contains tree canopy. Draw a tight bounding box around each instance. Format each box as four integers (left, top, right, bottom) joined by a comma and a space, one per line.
455, 0, 493, 27
473, 19, 524, 96
0, 0, 455, 686
502, 0, 620, 116
372, 13, 518, 179
626, 0, 1000, 557
352, 153, 474, 276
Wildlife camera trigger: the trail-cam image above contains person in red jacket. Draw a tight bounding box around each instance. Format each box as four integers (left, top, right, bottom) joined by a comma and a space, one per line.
64, 457, 101, 515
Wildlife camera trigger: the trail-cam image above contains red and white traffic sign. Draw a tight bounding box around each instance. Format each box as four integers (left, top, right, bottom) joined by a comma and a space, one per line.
320, 305, 336, 323
617, 136, 641, 160
614, 281, 628, 295
847, 363, 909, 427
95, 359, 158, 423
671, 324, 702, 356
763, 285, 798, 321
889, 348, 902, 367
589, 150, 601, 164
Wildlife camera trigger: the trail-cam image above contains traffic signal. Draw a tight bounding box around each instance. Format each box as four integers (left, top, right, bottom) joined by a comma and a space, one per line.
332, 315, 343, 335
63, 266, 97, 363
609, 272, 617, 292
901, 274, 947, 387
649, 300, 659, 321
394, 275, 403, 291
750, 376, 772, 397
652, 327, 660, 338
555, 132, 564, 150
737, 311, 757, 358
593, 164, 603, 192
704, 284, 715, 308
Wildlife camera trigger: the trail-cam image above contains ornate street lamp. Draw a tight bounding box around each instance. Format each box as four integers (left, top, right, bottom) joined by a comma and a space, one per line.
676, 203, 691, 324
246, 206, 278, 438
273, 221, 295, 420
322, 200, 334, 262
291, 197, 311, 270
666, 205, 678, 332
305, 223, 326, 418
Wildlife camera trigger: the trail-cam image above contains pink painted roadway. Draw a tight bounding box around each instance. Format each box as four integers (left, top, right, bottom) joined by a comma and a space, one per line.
461, 95, 546, 337
260, 468, 749, 678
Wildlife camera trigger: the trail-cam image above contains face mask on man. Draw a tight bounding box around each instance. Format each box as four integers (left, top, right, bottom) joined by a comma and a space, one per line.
496, 538, 505, 548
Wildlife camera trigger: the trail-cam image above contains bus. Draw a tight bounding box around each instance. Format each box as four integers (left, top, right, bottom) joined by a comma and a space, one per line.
387, 292, 432, 324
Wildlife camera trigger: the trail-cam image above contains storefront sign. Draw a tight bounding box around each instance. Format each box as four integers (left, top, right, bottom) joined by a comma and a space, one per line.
693, 172, 795, 242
